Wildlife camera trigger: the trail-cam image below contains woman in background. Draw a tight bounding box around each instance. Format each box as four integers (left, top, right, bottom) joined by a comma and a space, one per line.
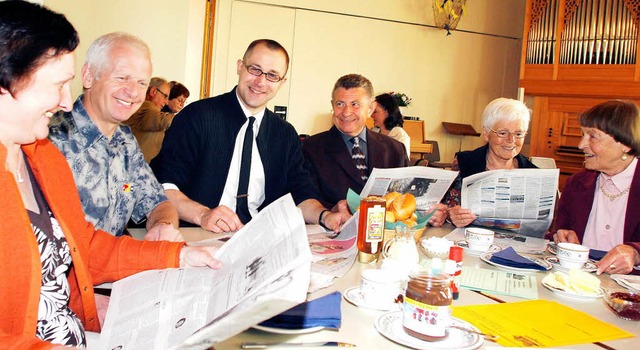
444, 98, 537, 227
551, 100, 640, 275
372, 93, 411, 158
0, 2, 220, 347
162, 81, 190, 114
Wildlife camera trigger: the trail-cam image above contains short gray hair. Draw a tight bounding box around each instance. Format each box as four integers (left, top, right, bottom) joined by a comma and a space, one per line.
85, 32, 150, 78
482, 98, 531, 131
332, 74, 374, 100
148, 77, 168, 94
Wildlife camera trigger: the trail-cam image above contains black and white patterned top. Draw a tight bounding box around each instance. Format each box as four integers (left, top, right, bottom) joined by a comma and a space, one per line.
26, 163, 86, 347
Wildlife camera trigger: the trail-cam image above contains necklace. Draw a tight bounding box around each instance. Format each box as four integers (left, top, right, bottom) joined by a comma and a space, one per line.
15, 153, 24, 183
599, 182, 629, 201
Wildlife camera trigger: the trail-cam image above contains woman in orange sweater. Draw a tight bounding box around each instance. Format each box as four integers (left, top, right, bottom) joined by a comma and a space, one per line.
0, 2, 221, 348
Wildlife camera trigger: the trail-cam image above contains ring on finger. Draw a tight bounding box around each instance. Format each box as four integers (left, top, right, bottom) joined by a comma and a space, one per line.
215, 218, 223, 226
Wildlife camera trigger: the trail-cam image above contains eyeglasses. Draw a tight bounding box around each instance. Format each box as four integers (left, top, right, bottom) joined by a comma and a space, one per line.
243, 63, 284, 83
490, 128, 527, 139
155, 87, 169, 99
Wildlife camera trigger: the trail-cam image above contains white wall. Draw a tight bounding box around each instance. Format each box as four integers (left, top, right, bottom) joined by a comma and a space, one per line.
43, 0, 205, 104
40, 0, 525, 163
212, 0, 526, 162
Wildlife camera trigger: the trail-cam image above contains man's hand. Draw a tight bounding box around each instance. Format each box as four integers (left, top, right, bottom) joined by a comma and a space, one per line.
553, 229, 580, 244
197, 205, 243, 233
180, 245, 223, 269
144, 222, 184, 242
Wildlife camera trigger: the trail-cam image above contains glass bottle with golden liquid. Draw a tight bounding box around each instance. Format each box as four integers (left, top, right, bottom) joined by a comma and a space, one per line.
357, 196, 386, 263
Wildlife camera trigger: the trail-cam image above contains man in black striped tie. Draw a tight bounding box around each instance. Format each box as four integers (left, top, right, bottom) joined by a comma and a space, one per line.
302, 74, 409, 209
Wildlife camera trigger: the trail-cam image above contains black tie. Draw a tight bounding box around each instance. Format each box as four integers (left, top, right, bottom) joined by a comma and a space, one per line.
236, 116, 255, 224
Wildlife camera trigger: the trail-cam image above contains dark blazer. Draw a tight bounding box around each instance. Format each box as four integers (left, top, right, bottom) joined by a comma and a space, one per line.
151, 87, 317, 226
550, 163, 640, 255
302, 126, 409, 208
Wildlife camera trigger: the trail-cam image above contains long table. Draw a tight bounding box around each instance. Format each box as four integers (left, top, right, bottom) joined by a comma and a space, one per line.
129, 226, 639, 350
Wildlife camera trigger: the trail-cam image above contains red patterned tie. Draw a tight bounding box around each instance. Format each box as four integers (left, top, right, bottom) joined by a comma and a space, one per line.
351, 137, 368, 181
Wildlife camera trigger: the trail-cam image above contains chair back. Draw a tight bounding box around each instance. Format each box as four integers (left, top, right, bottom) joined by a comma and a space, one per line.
423, 140, 441, 163
529, 156, 557, 169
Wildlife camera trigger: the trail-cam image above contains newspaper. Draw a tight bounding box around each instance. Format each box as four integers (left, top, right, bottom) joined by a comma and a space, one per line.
360, 166, 459, 210
97, 194, 311, 350
461, 169, 559, 238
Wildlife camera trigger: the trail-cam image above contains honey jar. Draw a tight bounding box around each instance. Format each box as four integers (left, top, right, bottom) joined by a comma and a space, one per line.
402, 273, 452, 341
356, 196, 386, 263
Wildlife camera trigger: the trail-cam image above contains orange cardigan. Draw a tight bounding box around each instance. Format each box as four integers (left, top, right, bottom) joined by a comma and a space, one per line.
0, 140, 184, 349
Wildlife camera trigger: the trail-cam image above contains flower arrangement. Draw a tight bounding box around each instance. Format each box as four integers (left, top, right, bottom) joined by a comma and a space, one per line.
389, 92, 412, 107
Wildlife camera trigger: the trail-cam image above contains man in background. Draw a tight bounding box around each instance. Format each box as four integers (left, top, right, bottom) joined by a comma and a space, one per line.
151, 39, 350, 233
125, 77, 176, 162
49, 32, 182, 241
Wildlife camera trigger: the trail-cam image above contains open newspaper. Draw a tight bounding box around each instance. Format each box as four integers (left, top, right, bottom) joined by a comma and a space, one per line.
97, 194, 311, 350
360, 166, 459, 209
461, 168, 559, 237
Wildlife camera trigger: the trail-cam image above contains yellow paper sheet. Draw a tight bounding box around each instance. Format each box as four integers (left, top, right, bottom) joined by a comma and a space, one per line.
452, 300, 634, 347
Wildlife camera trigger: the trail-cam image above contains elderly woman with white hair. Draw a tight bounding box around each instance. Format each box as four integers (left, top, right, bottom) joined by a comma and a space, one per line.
443, 98, 537, 227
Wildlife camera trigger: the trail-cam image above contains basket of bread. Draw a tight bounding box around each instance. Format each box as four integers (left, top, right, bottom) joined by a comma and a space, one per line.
347, 189, 436, 241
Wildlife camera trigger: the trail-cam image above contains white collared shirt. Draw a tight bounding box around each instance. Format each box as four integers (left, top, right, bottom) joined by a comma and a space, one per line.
163, 92, 266, 216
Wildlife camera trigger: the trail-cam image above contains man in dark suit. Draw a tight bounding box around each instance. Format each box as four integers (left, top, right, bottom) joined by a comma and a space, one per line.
151, 39, 349, 233
302, 74, 409, 209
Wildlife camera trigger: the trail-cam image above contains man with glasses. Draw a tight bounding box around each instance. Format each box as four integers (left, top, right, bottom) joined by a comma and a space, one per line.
151, 39, 350, 233
443, 97, 537, 228
125, 77, 176, 162
49, 32, 182, 241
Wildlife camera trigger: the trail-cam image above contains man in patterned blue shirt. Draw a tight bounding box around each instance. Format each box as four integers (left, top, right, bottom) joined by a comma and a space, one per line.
49, 32, 182, 241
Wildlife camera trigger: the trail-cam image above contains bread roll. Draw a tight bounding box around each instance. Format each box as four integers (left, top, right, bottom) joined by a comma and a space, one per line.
383, 191, 402, 210
385, 211, 396, 223
392, 193, 416, 221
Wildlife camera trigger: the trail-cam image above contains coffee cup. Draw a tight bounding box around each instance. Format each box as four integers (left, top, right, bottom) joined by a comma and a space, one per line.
360, 269, 403, 306
557, 242, 589, 269
465, 227, 495, 252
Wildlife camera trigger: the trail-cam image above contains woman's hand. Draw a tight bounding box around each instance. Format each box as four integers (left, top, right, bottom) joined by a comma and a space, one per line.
180, 245, 223, 269
596, 244, 640, 275
427, 204, 448, 227
553, 229, 580, 244
448, 206, 477, 228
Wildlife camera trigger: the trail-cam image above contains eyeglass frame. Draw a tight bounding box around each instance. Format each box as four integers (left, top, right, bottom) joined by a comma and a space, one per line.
155, 86, 169, 99
242, 62, 285, 83
489, 128, 527, 139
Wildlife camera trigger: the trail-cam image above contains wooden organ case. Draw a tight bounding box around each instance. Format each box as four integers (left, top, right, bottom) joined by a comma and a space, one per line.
520, 0, 640, 189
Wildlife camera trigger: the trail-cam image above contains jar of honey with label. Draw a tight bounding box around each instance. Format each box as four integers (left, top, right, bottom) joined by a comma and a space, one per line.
357, 196, 386, 263
402, 273, 452, 341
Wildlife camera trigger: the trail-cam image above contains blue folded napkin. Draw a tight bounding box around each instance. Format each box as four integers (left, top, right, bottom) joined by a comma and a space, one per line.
258, 291, 342, 330
589, 249, 607, 261
490, 247, 547, 271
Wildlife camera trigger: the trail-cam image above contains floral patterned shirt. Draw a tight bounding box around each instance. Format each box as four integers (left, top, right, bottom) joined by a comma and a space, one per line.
27, 165, 86, 347
49, 96, 168, 236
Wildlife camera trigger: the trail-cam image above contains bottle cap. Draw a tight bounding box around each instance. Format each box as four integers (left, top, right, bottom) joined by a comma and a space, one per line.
449, 246, 464, 262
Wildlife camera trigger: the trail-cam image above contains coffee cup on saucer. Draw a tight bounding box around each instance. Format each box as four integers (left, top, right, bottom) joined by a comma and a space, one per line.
360, 269, 403, 307
465, 227, 495, 252
556, 242, 589, 269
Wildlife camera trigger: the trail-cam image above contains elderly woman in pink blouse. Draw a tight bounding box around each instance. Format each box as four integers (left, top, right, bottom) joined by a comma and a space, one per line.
551, 100, 640, 275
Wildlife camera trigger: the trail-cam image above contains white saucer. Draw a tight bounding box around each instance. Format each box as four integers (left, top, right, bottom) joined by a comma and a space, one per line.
611, 274, 640, 293
479, 252, 552, 273
541, 280, 602, 300
544, 256, 597, 273
374, 311, 483, 350
343, 286, 401, 311
456, 240, 502, 257
547, 242, 558, 255
251, 324, 325, 334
